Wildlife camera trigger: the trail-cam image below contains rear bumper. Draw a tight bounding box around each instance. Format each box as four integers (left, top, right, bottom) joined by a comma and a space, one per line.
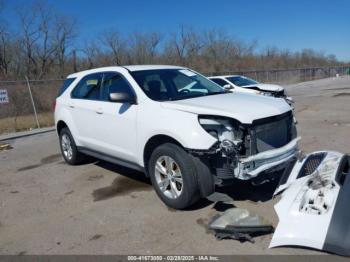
237, 137, 300, 179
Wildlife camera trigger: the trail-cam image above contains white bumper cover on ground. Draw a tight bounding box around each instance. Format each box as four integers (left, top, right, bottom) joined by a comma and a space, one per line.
270, 151, 350, 256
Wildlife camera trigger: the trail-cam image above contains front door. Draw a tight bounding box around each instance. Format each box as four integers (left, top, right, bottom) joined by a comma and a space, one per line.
92, 72, 138, 163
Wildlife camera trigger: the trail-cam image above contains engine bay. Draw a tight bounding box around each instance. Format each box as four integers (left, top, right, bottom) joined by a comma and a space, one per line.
196, 112, 298, 181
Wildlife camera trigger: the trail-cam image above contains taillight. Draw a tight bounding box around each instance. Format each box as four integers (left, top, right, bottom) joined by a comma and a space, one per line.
53, 99, 56, 111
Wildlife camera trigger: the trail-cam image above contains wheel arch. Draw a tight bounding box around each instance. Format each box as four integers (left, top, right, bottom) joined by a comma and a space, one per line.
143, 134, 184, 177
142, 134, 215, 198
56, 120, 68, 135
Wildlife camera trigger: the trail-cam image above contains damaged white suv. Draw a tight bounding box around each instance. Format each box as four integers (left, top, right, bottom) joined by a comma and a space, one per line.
55, 65, 299, 209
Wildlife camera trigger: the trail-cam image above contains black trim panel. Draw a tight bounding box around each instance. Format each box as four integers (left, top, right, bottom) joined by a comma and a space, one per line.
323, 155, 350, 256
77, 146, 145, 172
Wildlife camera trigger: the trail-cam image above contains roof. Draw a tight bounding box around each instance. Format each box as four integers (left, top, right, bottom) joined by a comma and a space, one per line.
123, 65, 185, 71
67, 65, 186, 78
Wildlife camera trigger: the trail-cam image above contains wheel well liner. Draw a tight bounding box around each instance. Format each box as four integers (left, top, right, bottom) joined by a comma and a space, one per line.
56, 120, 68, 134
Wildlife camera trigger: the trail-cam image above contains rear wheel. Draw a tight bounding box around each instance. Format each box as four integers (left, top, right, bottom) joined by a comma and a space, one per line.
59, 127, 85, 165
148, 143, 200, 209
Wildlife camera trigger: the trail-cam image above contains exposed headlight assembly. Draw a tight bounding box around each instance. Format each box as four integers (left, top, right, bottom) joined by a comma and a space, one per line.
255, 90, 273, 97
198, 116, 243, 141
198, 116, 245, 157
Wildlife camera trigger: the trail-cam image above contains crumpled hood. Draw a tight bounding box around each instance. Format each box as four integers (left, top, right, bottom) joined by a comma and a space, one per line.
161, 93, 291, 124
244, 83, 284, 92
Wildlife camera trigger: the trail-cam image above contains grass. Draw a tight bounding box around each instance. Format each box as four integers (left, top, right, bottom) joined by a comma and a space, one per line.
0, 112, 54, 134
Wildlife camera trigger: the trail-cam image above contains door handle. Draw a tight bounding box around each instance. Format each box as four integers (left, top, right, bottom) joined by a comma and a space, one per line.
96, 108, 103, 114
68, 103, 75, 108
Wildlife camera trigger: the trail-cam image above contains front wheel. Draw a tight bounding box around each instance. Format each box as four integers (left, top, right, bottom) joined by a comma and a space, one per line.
148, 143, 200, 209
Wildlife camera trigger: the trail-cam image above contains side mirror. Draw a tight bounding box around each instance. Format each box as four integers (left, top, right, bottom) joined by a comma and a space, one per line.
223, 84, 233, 90
109, 92, 136, 104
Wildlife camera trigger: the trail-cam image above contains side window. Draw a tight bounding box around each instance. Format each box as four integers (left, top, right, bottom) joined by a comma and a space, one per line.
211, 78, 229, 87
58, 77, 76, 97
71, 73, 103, 100
101, 72, 134, 101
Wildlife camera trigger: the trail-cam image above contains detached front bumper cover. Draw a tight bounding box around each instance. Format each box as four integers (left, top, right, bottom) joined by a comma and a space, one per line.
270, 151, 350, 256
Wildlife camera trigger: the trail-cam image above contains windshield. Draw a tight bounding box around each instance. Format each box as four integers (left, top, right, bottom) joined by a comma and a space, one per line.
226, 76, 258, 87
130, 69, 226, 101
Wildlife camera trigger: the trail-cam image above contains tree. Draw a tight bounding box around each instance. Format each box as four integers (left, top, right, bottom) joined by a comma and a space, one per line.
101, 29, 126, 65
54, 15, 76, 77
128, 31, 162, 64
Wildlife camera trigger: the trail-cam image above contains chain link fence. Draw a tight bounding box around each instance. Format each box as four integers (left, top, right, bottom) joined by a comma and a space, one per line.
0, 66, 349, 135
206, 66, 350, 84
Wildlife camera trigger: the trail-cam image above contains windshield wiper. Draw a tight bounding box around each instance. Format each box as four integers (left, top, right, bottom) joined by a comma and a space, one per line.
166, 91, 227, 101
169, 93, 207, 101
204, 91, 228, 96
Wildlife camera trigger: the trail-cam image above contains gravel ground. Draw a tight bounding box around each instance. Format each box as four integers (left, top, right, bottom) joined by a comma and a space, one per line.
0, 76, 349, 256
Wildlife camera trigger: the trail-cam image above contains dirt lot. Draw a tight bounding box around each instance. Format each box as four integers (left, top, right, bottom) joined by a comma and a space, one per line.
0, 76, 349, 255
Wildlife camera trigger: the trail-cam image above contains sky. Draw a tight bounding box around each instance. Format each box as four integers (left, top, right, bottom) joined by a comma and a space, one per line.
2, 0, 350, 61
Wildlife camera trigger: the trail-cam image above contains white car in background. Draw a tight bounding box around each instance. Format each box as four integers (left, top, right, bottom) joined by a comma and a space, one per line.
208, 75, 292, 104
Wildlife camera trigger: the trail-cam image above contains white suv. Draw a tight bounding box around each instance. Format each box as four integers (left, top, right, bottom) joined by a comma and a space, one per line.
55, 65, 299, 209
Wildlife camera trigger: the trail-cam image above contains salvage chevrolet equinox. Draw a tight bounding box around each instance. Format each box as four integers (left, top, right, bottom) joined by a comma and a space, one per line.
55, 65, 299, 209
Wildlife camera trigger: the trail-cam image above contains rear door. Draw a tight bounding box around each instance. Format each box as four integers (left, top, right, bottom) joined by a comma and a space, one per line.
92, 72, 138, 162
70, 72, 104, 148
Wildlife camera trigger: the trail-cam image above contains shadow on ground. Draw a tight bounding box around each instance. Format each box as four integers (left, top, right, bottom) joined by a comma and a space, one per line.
92, 161, 151, 201
216, 176, 281, 202
91, 160, 282, 209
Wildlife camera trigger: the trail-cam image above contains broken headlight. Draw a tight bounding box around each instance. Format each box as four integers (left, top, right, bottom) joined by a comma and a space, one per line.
198, 116, 245, 156
255, 90, 273, 97
198, 116, 243, 141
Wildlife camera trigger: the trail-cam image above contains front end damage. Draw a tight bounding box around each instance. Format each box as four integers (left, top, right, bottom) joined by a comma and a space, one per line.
190, 111, 299, 182
270, 151, 350, 256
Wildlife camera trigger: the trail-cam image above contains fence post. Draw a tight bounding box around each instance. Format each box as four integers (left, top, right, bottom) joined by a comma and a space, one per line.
25, 76, 41, 129
266, 71, 269, 82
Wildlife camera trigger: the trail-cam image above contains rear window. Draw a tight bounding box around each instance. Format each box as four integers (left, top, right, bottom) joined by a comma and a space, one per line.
58, 78, 76, 97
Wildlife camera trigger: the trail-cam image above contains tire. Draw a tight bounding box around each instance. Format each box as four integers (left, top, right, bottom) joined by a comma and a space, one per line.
59, 127, 85, 165
148, 143, 200, 209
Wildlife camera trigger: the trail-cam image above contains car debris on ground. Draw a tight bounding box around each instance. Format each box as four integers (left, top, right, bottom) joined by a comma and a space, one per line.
0, 143, 12, 151
207, 150, 350, 257
209, 208, 274, 243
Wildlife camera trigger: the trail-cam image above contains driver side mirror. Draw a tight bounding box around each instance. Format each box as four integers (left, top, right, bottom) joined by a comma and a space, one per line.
109, 92, 136, 104
223, 84, 233, 90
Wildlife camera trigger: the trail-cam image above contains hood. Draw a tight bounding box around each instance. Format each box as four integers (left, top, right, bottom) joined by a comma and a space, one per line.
244, 83, 284, 92
161, 93, 291, 124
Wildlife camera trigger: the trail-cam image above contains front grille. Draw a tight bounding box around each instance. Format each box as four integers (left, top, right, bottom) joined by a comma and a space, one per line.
252, 112, 294, 153
297, 152, 327, 178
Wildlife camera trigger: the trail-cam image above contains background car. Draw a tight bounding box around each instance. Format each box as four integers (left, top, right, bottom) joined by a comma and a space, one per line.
208, 75, 292, 103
